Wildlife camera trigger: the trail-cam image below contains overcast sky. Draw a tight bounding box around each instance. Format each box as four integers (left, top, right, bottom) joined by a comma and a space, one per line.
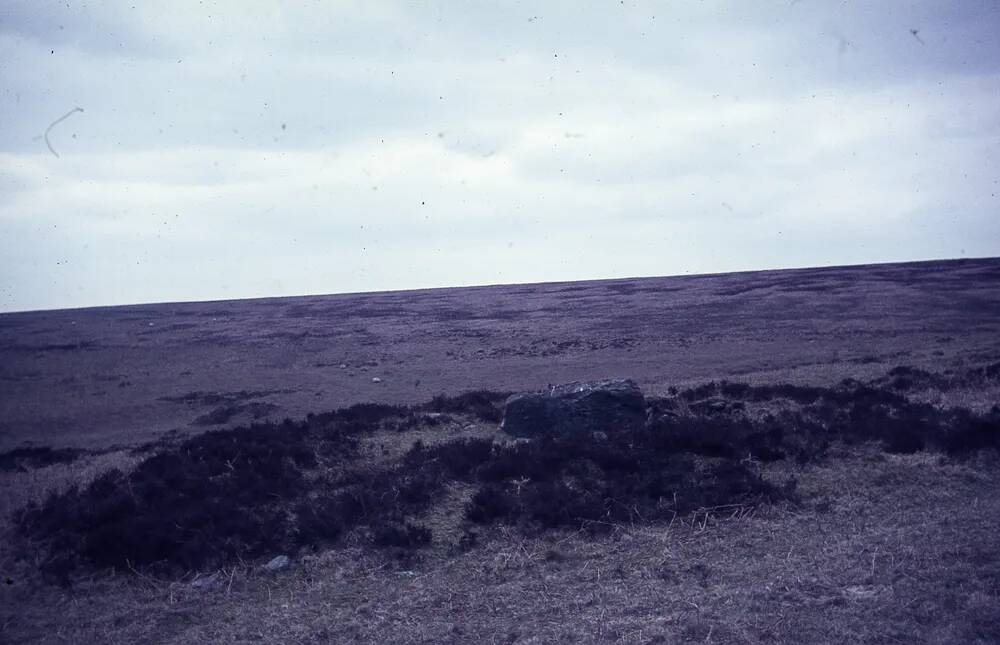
1, 1, 998, 312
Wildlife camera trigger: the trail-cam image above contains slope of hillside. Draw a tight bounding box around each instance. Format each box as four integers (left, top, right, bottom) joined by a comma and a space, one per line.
2, 364, 999, 644
2, 257, 999, 452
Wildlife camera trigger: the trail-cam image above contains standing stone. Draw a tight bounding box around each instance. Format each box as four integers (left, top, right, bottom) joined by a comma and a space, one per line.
500, 378, 646, 437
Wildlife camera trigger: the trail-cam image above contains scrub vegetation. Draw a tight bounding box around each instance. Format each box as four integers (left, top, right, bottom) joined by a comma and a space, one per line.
10, 365, 999, 586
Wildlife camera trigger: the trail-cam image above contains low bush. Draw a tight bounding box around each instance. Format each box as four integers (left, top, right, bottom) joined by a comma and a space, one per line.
940, 409, 1000, 454
421, 390, 511, 423
406, 437, 495, 479
294, 496, 346, 545
681, 381, 825, 405
466, 484, 518, 523
672, 368, 1000, 458
320, 402, 411, 433
463, 429, 784, 531
977, 362, 1000, 380
748, 383, 826, 404
17, 364, 1000, 580
16, 422, 322, 576
371, 522, 432, 548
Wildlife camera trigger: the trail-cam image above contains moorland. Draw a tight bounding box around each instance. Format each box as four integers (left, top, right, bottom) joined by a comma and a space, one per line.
1, 257, 999, 644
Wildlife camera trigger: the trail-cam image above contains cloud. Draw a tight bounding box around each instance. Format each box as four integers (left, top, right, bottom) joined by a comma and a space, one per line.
0, 1, 998, 311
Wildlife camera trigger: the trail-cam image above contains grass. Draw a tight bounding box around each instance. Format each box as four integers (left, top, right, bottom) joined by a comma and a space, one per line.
10, 367, 1000, 581
11, 404, 788, 579
3, 366, 1000, 642
6, 394, 510, 579
419, 390, 511, 423
3, 444, 998, 644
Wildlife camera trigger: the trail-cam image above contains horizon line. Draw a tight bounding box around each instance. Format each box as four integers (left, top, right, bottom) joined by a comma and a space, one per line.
3, 254, 997, 316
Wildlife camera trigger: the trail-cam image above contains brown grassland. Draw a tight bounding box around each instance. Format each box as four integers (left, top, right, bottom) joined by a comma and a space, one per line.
1, 257, 999, 644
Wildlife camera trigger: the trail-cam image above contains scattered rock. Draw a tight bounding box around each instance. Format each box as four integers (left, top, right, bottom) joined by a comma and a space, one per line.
842, 585, 887, 601
688, 398, 742, 415
646, 408, 679, 428
263, 555, 290, 572
190, 572, 222, 590
500, 378, 646, 437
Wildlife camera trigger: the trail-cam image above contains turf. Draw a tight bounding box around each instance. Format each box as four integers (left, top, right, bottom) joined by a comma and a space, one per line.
3, 365, 1000, 643
9, 365, 1000, 581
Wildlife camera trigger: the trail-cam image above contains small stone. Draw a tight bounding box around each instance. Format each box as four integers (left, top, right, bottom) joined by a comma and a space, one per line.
191, 572, 222, 590
843, 585, 883, 600
372, 377, 382, 383
339, 363, 347, 369
646, 408, 679, 427
264, 555, 290, 572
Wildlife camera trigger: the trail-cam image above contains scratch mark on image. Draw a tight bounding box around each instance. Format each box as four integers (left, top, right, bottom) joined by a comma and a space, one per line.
44, 107, 84, 158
